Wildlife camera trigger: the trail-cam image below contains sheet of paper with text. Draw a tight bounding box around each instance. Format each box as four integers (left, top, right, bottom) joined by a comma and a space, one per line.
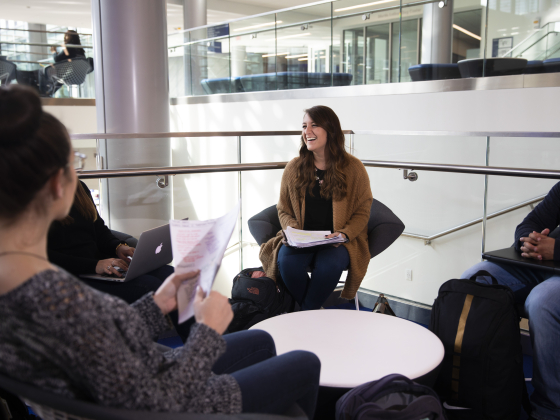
170, 201, 240, 323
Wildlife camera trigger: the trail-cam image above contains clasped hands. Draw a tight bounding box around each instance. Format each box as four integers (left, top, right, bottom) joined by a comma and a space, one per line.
153, 270, 233, 335
520, 228, 555, 261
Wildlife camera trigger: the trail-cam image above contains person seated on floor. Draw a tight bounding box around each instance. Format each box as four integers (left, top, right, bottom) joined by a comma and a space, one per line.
0, 85, 321, 418
47, 180, 193, 341
461, 182, 560, 420
259, 105, 373, 310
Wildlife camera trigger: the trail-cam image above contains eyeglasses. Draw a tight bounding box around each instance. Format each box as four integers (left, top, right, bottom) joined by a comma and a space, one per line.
74, 151, 87, 172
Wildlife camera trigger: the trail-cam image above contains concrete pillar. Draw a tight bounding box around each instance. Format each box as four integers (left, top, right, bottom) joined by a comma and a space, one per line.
28, 24, 49, 62
183, 0, 207, 95
91, 0, 171, 237
231, 46, 247, 78
421, 0, 454, 64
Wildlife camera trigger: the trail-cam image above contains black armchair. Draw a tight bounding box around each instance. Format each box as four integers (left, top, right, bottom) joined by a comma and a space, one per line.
248, 199, 405, 259
0, 58, 17, 85
248, 199, 405, 308
44, 57, 92, 96
0, 373, 307, 420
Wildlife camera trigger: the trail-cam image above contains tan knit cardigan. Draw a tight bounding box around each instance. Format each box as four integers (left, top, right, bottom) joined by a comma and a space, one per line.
259, 154, 373, 299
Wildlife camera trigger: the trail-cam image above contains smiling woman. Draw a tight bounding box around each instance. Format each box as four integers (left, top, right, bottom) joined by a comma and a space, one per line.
259, 105, 374, 310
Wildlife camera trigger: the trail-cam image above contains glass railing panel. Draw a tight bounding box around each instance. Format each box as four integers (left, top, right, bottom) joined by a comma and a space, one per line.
240, 134, 301, 267
485, 0, 560, 75
171, 135, 240, 291
353, 134, 487, 305
392, 18, 419, 83
184, 27, 231, 96
72, 138, 100, 207
275, 3, 333, 89
168, 31, 189, 98
484, 137, 560, 252
0, 22, 95, 98
229, 29, 276, 93
229, 15, 276, 93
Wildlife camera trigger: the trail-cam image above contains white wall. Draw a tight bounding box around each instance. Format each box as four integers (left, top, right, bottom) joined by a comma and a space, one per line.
170, 83, 560, 303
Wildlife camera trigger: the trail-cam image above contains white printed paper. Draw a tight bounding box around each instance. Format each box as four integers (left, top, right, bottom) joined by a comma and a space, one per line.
284, 226, 346, 248
170, 201, 240, 323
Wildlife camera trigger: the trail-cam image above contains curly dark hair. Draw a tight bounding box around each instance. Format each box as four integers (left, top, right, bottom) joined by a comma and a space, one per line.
294, 105, 349, 201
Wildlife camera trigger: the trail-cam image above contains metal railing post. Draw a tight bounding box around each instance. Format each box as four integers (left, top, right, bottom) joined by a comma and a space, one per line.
238, 135, 243, 270
481, 136, 490, 256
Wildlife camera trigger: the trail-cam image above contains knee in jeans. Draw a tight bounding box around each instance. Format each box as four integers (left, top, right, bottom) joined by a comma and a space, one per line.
291, 350, 321, 376
525, 280, 560, 321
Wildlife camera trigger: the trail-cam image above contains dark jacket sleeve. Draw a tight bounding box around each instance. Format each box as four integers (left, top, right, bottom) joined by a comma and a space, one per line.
514, 181, 560, 260
47, 249, 99, 276
53, 51, 68, 63
80, 182, 124, 257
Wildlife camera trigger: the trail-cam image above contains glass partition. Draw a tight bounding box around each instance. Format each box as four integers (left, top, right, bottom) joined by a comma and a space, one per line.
0, 20, 95, 98
84, 132, 560, 306
171, 0, 560, 97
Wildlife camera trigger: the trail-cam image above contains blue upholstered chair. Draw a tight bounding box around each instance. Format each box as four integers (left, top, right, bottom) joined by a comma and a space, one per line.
408, 64, 461, 81
458, 57, 527, 78
248, 199, 405, 309
524, 60, 544, 74
543, 57, 560, 73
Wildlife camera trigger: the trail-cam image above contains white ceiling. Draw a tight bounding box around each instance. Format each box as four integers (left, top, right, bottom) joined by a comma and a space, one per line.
0, 0, 318, 30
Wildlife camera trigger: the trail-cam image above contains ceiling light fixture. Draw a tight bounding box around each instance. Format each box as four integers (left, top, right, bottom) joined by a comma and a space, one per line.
334, 0, 396, 13
274, 32, 312, 41
286, 53, 308, 58
298, 57, 308, 61
233, 21, 282, 32
453, 24, 481, 40
262, 52, 289, 57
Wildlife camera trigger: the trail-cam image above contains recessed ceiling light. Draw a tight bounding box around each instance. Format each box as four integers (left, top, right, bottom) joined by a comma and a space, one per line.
335, 0, 396, 12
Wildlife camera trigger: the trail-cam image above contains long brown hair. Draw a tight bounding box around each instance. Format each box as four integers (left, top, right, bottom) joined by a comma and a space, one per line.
60, 182, 97, 225
64, 30, 85, 57
294, 105, 349, 201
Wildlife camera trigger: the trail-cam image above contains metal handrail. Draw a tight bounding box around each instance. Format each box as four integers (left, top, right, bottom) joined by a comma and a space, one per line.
0, 27, 92, 36
71, 130, 324, 140
402, 194, 546, 243
69, 130, 560, 140
78, 162, 287, 179
361, 160, 560, 179
0, 41, 92, 49
78, 160, 560, 180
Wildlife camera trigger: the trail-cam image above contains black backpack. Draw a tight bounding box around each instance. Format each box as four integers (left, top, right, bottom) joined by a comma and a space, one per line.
429, 270, 529, 419
335, 373, 445, 420
226, 267, 295, 333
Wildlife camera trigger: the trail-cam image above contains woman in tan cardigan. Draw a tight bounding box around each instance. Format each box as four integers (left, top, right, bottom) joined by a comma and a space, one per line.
259, 105, 373, 310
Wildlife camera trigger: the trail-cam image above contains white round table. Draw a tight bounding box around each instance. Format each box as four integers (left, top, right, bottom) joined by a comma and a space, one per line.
251, 310, 444, 388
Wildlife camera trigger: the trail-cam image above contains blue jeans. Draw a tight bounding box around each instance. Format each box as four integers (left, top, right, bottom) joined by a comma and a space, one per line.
213, 329, 320, 419
278, 244, 350, 310
81, 265, 193, 342
462, 262, 560, 420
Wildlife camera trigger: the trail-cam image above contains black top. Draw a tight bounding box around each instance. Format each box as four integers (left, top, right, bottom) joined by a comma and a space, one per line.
303, 168, 333, 232
47, 181, 124, 275
514, 181, 560, 260
53, 48, 85, 63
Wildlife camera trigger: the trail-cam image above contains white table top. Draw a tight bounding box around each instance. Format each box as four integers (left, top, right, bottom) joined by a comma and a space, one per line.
251, 310, 444, 388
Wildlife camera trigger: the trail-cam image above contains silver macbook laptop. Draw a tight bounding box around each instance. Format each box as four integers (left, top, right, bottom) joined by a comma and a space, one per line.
80, 223, 173, 282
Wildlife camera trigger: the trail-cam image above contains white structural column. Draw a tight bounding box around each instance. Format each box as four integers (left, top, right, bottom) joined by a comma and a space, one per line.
91, 0, 171, 236
183, 0, 207, 95
421, 0, 454, 64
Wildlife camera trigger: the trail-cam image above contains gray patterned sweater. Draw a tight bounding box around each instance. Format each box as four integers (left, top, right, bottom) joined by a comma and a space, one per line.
0, 268, 242, 414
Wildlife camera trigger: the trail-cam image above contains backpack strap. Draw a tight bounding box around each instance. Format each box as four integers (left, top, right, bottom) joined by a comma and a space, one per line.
522, 373, 532, 417
468, 270, 499, 285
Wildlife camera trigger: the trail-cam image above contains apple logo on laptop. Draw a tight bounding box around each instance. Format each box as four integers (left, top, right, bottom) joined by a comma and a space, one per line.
155, 243, 163, 254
